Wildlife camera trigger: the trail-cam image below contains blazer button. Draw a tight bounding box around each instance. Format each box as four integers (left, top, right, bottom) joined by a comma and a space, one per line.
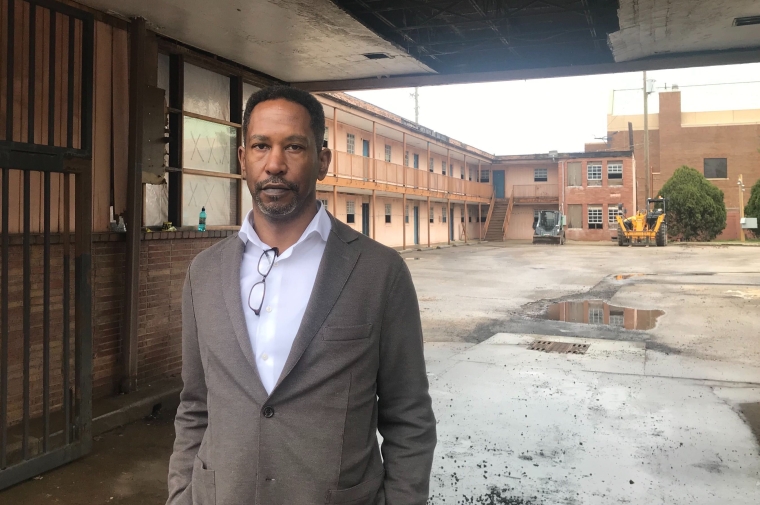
262, 406, 275, 418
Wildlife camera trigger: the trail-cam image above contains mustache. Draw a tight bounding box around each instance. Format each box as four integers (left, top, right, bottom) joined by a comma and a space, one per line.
254, 177, 299, 193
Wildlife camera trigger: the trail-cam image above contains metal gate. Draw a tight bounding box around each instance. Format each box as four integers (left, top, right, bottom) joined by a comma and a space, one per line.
0, 0, 93, 489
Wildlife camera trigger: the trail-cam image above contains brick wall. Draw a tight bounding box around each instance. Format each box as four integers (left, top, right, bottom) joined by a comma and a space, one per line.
2, 232, 231, 427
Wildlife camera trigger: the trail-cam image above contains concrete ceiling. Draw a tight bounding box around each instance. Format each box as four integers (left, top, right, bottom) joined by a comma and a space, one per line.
609, 0, 760, 62
76, 0, 434, 82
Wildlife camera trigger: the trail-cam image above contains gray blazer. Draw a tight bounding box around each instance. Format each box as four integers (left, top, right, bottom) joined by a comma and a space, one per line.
167, 215, 436, 505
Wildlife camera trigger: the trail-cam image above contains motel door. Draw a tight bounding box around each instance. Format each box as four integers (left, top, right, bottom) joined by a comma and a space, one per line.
0, 0, 94, 489
493, 170, 505, 199
413, 206, 420, 245
361, 203, 370, 236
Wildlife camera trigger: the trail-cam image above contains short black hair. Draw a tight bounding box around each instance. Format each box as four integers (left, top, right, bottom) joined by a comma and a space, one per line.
242, 86, 325, 152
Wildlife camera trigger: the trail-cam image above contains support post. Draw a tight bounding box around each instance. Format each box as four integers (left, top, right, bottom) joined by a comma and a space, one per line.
372, 120, 377, 181
447, 199, 451, 245
643, 71, 650, 201
402, 193, 407, 249
333, 107, 338, 176
426, 142, 431, 191
478, 203, 482, 240
332, 185, 338, 217
464, 202, 468, 244
371, 190, 376, 240
427, 196, 431, 248
739, 174, 745, 243
122, 17, 148, 394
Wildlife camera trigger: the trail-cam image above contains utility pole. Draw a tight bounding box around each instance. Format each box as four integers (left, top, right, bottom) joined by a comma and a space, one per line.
643, 71, 650, 202
739, 174, 746, 243
412, 87, 420, 123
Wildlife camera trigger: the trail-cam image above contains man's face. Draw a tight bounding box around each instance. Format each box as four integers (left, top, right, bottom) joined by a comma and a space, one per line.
239, 98, 331, 221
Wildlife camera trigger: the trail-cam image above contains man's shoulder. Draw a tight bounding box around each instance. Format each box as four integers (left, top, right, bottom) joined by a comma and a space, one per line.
331, 220, 404, 272
189, 233, 239, 273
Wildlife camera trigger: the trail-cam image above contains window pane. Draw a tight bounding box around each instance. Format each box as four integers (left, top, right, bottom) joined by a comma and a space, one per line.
534, 168, 548, 182
704, 158, 727, 179
182, 174, 238, 226
145, 175, 169, 227
183, 116, 237, 173
157, 54, 170, 95
241, 182, 253, 219
184, 63, 231, 121
243, 82, 261, 112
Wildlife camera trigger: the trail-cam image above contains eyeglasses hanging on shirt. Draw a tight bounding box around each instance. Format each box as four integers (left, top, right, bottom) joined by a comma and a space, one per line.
248, 247, 279, 316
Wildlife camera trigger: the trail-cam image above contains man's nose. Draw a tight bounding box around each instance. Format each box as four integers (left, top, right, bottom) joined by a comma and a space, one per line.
264, 146, 287, 175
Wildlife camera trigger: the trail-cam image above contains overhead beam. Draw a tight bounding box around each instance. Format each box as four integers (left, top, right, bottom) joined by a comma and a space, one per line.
292, 47, 760, 92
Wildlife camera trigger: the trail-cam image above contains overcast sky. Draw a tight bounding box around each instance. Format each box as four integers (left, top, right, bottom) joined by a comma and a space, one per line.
348, 63, 760, 156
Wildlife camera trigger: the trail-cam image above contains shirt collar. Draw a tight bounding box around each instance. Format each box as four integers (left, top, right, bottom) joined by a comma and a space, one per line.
238, 201, 332, 251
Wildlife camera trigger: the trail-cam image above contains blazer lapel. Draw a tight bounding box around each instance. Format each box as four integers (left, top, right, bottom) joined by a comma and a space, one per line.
273, 217, 360, 392
220, 236, 269, 404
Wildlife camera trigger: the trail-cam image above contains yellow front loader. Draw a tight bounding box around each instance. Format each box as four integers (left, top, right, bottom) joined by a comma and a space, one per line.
615, 198, 668, 247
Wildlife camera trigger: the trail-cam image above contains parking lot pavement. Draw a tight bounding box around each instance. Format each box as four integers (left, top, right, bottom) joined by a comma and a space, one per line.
426, 334, 760, 504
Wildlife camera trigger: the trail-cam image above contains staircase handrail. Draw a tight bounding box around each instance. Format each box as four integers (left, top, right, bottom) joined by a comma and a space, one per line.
502, 186, 515, 240
482, 190, 496, 240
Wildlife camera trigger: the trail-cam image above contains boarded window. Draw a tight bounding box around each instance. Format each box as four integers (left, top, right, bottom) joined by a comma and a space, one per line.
608, 162, 623, 186
588, 206, 603, 229
534, 168, 548, 182
704, 158, 727, 179
567, 204, 583, 228
567, 162, 582, 186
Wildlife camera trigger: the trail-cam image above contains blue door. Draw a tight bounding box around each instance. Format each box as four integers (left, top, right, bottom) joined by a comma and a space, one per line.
413, 206, 419, 245
493, 170, 505, 199
362, 139, 370, 157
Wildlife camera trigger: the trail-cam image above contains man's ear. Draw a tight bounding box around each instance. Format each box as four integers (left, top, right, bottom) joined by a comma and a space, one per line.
317, 148, 332, 181
238, 144, 248, 180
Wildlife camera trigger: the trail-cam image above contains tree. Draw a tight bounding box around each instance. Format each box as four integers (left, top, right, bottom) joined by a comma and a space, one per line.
746, 177, 760, 238
658, 166, 726, 241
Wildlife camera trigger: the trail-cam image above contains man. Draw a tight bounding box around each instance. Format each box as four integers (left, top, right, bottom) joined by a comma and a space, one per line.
167, 86, 436, 505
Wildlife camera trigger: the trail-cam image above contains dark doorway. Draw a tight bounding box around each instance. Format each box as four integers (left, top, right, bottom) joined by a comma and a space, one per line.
362, 203, 370, 236
413, 206, 420, 245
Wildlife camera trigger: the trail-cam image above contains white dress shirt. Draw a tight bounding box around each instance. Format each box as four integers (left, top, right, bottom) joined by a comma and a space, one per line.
238, 202, 332, 394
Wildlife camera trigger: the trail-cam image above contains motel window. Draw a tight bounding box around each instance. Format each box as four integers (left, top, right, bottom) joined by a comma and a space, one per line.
608, 162, 623, 186
534, 168, 548, 182
430, 207, 435, 223
442, 207, 447, 223
442, 160, 446, 175
704, 158, 727, 179
479, 170, 490, 183
347, 133, 355, 154
405, 151, 409, 167
385, 204, 392, 224
430, 158, 435, 172
460, 166, 465, 179
405, 205, 409, 224
178, 63, 240, 227
346, 201, 355, 223
587, 163, 602, 186
320, 199, 329, 210
588, 206, 603, 229
385, 145, 392, 162
323, 127, 329, 148
414, 154, 420, 169
609, 310, 624, 327
608, 207, 622, 226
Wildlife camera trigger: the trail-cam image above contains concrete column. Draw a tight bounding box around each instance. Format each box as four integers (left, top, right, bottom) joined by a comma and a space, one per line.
402, 193, 407, 249
332, 185, 338, 217
371, 189, 376, 240
427, 196, 431, 248
447, 199, 451, 245
464, 203, 468, 243
478, 204, 482, 239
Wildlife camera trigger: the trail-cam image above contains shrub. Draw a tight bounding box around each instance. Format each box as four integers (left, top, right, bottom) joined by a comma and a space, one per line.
745, 178, 760, 238
659, 166, 726, 241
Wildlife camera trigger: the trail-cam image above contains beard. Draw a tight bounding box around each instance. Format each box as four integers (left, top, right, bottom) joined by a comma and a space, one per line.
253, 176, 303, 219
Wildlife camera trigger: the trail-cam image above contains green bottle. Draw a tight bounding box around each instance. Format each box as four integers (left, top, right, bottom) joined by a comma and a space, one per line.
198, 207, 206, 231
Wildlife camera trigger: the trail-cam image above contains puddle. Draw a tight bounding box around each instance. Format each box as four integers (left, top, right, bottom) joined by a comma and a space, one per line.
545, 300, 664, 331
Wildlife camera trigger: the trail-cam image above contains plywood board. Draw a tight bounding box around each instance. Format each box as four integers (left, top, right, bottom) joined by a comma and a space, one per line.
92, 20, 112, 232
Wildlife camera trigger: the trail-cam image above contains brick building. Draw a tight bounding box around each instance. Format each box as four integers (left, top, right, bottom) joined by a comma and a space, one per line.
589, 90, 760, 240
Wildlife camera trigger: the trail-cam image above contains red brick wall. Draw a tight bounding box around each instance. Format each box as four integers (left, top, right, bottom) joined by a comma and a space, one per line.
2, 232, 231, 426
563, 157, 636, 241
607, 91, 760, 239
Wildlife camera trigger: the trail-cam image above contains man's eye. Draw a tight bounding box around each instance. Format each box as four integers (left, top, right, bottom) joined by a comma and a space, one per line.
252, 144, 268, 150
286, 145, 305, 151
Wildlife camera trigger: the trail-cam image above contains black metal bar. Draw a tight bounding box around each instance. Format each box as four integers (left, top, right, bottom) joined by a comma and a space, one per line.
62, 172, 70, 444
80, 17, 93, 154
5, 0, 14, 143
28, 1, 36, 144
230, 75, 243, 223
72, 157, 92, 452
48, 7, 56, 146
43, 171, 51, 452
0, 441, 86, 491
167, 53, 183, 226
1, 168, 9, 469
22, 171, 31, 460
67, 16, 74, 148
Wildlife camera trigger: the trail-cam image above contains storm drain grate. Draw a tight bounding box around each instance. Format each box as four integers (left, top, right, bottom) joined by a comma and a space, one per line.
528, 340, 589, 354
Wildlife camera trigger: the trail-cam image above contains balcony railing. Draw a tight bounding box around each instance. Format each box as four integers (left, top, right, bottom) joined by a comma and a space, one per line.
331, 152, 492, 199
512, 184, 559, 202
